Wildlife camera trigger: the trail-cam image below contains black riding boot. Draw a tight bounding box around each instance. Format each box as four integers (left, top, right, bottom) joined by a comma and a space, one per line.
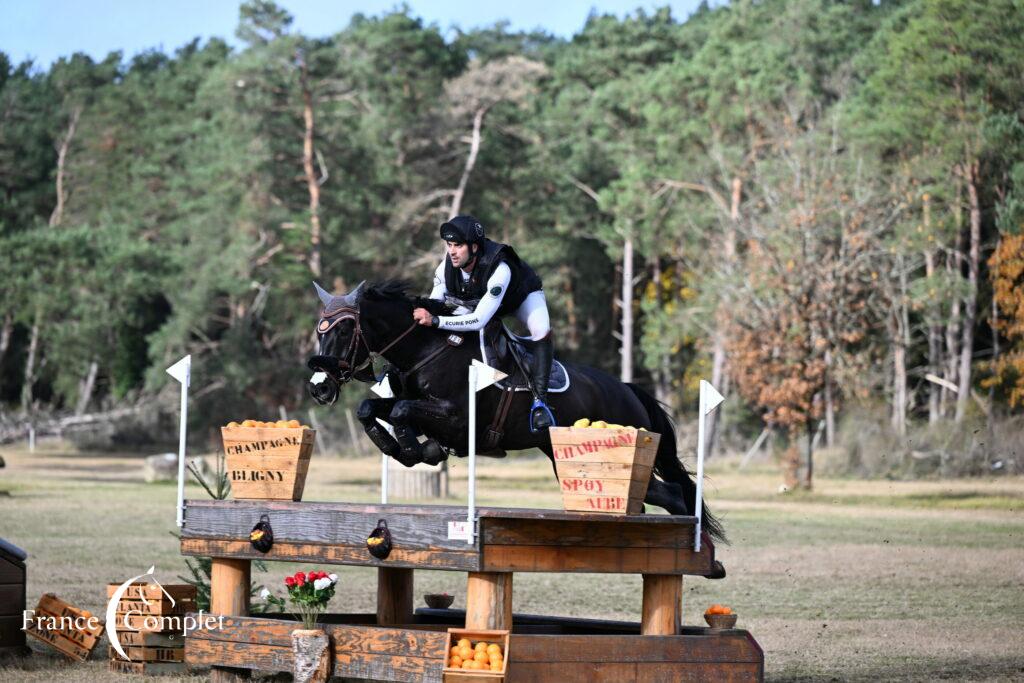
529, 335, 555, 432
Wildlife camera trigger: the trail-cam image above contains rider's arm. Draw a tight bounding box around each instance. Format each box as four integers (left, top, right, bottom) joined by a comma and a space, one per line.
435, 262, 511, 332
428, 260, 446, 301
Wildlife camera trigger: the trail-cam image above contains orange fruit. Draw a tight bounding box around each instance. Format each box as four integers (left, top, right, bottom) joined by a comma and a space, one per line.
288, 419, 300, 428
458, 646, 473, 660
456, 638, 470, 649
486, 643, 501, 655
474, 642, 488, 652
241, 420, 255, 427
474, 651, 489, 664
490, 662, 502, 671
450, 646, 459, 656
461, 660, 474, 670
226, 421, 239, 428
449, 655, 462, 668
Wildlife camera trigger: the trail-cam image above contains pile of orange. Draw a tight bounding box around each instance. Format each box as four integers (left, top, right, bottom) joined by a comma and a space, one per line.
705, 604, 733, 616
225, 419, 309, 429
447, 638, 504, 672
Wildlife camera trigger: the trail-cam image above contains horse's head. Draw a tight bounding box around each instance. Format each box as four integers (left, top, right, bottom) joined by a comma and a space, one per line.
307, 280, 375, 404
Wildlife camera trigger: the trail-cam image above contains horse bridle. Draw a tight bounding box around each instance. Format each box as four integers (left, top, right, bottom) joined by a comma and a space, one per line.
315, 304, 418, 383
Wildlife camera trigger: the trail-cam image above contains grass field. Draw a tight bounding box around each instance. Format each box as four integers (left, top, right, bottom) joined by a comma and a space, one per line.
1, 442, 1022, 682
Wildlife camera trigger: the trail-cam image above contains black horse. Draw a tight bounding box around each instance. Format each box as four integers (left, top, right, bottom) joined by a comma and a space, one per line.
307, 280, 724, 542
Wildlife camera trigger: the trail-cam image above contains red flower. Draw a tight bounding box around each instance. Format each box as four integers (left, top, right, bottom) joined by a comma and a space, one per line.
312, 571, 324, 580
295, 575, 305, 587
295, 571, 306, 582
285, 576, 295, 587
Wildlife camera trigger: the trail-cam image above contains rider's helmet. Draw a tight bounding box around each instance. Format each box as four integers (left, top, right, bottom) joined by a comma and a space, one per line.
440, 215, 485, 248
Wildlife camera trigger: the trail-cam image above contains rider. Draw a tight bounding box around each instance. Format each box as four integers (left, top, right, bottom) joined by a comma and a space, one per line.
412, 215, 556, 432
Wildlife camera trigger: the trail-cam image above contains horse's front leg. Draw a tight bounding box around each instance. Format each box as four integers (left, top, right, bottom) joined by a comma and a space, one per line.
356, 398, 402, 458
389, 399, 464, 467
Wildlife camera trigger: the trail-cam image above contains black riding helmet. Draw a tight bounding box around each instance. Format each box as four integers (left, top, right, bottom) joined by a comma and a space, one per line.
440, 215, 485, 246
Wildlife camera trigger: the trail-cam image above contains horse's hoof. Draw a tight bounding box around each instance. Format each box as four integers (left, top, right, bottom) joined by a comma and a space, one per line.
422, 440, 447, 465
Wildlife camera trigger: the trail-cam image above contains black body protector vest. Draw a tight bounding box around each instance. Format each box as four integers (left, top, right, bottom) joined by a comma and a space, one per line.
443, 239, 542, 317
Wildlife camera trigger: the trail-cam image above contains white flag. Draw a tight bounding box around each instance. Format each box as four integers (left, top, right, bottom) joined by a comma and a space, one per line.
700, 380, 724, 415
165, 355, 190, 388
471, 359, 507, 391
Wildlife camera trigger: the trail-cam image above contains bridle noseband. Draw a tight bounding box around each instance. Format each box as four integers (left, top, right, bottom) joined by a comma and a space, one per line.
315, 303, 418, 384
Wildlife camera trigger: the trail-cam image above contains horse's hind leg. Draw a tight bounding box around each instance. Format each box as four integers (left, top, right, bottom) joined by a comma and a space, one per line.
644, 477, 688, 515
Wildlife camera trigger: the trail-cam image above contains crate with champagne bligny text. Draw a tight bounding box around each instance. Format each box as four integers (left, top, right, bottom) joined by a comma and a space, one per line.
106, 582, 195, 676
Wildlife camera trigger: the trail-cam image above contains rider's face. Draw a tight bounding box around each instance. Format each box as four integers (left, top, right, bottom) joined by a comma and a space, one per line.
446, 241, 477, 269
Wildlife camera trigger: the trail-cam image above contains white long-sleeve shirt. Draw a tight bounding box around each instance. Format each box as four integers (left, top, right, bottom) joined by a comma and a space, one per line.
429, 259, 511, 332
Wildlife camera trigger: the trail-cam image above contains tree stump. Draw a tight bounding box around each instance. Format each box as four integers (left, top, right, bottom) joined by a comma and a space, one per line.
290, 629, 330, 683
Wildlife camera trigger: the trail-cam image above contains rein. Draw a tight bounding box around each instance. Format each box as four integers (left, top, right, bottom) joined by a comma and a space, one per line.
316, 303, 439, 383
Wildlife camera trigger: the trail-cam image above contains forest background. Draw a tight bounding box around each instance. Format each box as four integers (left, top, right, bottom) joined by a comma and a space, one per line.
2, 0, 1023, 486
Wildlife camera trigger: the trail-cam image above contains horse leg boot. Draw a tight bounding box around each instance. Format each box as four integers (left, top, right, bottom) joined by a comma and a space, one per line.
356, 398, 401, 457
388, 400, 427, 467
529, 333, 556, 432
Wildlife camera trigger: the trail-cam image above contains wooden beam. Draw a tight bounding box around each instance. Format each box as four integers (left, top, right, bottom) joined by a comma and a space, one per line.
377, 568, 414, 626
210, 558, 250, 683
465, 572, 512, 630
641, 575, 681, 636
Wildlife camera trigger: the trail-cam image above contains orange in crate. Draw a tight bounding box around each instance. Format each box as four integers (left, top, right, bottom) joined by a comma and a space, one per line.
442, 628, 509, 682
221, 424, 316, 500
548, 426, 661, 515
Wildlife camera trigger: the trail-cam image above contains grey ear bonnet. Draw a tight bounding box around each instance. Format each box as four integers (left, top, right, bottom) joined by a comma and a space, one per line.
313, 281, 366, 317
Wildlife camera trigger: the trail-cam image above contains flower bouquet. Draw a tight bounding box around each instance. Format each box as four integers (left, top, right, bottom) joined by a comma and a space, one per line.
284, 569, 338, 629
282, 569, 338, 683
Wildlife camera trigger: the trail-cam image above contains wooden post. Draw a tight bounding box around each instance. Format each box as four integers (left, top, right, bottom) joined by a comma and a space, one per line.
465, 572, 512, 630
210, 558, 251, 682
641, 574, 681, 635
377, 567, 413, 626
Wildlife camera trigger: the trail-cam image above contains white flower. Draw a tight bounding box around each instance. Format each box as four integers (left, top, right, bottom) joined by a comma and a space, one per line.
259, 588, 270, 600
328, 573, 338, 582
314, 577, 331, 590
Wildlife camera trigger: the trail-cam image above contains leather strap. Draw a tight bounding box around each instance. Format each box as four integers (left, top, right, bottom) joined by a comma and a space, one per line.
483, 387, 516, 450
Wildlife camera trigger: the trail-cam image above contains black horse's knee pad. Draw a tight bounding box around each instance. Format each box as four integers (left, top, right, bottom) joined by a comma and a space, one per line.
391, 401, 412, 421
356, 400, 375, 421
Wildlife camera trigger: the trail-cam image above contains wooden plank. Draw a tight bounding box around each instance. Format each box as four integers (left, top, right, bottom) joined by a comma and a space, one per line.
641, 575, 681, 636
508, 633, 764, 663
475, 507, 695, 525
108, 659, 188, 676
221, 426, 315, 456
109, 644, 185, 662
181, 538, 480, 572
186, 631, 444, 683
336, 651, 444, 683
24, 613, 95, 661
182, 502, 476, 552
506, 661, 761, 682
186, 635, 292, 671
481, 518, 694, 549
378, 567, 414, 626
482, 545, 714, 575
560, 492, 642, 514
107, 583, 196, 601
187, 614, 448, 657
465, 573, 512, 630
553, 462, 650, 480
117, 630, 186, 648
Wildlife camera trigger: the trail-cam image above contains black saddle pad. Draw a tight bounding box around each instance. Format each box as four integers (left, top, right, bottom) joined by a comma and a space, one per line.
479, 323, 569, 393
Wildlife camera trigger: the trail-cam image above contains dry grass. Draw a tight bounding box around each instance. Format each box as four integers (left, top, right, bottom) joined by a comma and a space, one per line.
0, 441, 1022, 681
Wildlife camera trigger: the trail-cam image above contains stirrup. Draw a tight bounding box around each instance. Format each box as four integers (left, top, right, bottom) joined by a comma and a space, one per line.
529, 399, 555, 433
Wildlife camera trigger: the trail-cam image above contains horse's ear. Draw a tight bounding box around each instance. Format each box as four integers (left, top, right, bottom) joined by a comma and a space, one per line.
313, 281, 333, 307
343, 281, 366, 306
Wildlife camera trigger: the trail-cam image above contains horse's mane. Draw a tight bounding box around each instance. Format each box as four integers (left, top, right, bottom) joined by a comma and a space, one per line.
365, 279, 447, 315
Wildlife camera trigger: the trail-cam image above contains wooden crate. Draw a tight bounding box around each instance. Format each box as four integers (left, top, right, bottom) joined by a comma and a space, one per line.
221, 426, 316, 500
549, 426, 661, 515
108, 658, 187, 675
442, 628, 509, 682
23, 594, 104, 661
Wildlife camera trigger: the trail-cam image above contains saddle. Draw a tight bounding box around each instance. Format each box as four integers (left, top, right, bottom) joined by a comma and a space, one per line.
480, 322, 570, 394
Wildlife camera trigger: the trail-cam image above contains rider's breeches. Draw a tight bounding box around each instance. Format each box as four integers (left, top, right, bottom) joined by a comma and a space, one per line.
515, 290, 550, 340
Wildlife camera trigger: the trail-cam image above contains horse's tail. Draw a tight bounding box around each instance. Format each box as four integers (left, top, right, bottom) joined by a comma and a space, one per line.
627, 383, 726, 543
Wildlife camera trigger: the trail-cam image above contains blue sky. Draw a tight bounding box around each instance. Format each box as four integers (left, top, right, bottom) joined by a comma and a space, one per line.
1, 0, 707, 70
